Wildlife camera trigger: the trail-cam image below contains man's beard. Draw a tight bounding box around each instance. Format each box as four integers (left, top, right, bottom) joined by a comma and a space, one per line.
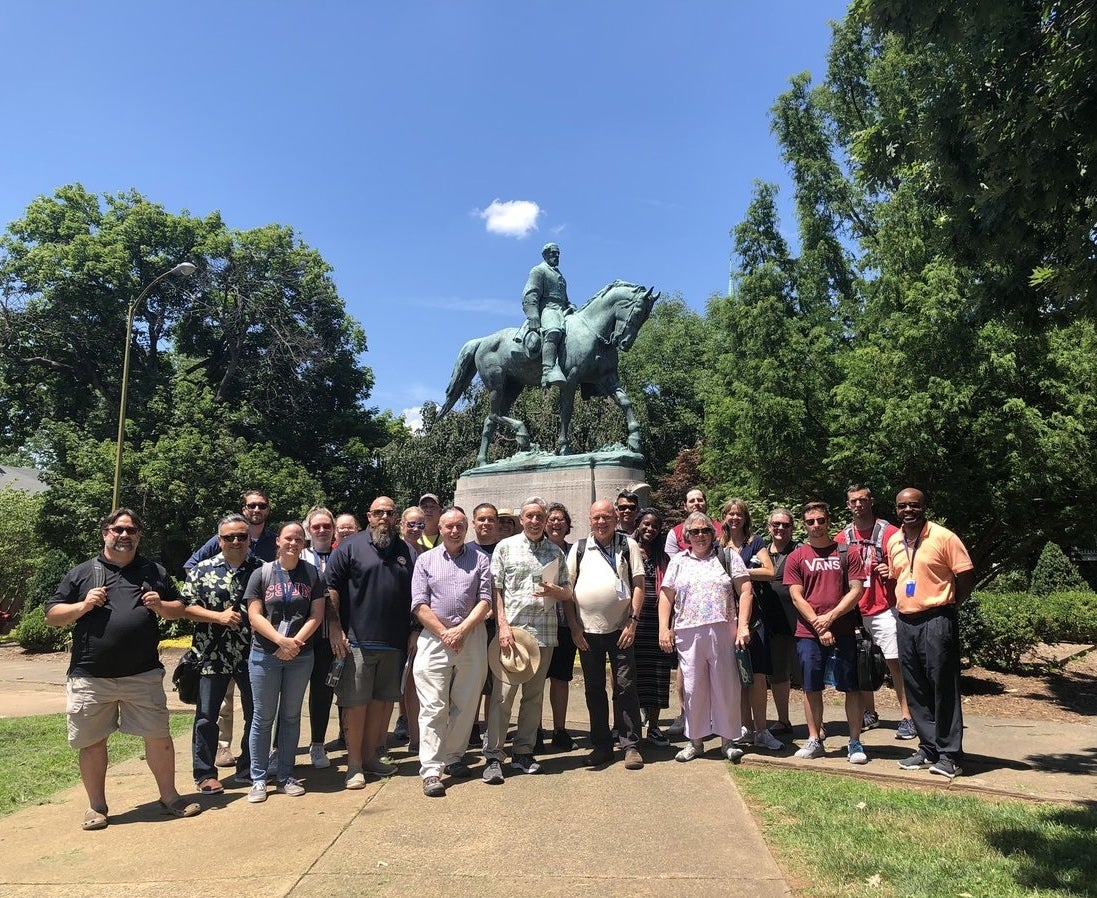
371, 525, 393, 549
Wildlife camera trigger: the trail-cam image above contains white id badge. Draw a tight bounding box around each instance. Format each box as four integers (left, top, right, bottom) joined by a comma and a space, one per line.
277, 620, 292, 636
616, 579, 629, 601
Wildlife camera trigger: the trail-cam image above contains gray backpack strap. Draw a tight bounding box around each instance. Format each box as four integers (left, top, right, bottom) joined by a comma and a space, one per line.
91, 560, 105, 589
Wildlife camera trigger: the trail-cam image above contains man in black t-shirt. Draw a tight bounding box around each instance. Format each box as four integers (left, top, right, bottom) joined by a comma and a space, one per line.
46, 508, 200, 830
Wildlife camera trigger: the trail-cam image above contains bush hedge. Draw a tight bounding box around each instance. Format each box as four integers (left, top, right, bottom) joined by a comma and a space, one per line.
962, 590, 1097, 670
14, 605, 70, 654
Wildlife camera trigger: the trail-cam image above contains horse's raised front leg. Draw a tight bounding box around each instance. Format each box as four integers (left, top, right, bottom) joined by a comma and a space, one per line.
611, 385, 642, 453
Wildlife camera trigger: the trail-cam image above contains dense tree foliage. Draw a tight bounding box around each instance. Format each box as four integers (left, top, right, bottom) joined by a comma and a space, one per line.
0, 186, 385, 565
702, 6, 1097, 579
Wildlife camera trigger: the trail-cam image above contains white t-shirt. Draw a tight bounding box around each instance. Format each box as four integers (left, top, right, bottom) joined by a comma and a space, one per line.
567, 535, 644, 634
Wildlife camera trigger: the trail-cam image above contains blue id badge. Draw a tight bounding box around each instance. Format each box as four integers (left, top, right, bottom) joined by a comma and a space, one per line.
904, 579, 916, 598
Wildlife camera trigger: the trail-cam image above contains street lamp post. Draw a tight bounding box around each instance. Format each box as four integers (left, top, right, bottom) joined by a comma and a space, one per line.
111, 261, 197, 511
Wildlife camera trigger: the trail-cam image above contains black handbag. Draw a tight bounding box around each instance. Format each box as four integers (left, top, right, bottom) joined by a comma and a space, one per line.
855, 626, 887, 692
172, 650, 203, 704
172, 622, 231, 704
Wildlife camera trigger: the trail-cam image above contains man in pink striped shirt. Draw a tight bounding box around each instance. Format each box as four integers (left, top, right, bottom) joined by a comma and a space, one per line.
411, 508, 492, 797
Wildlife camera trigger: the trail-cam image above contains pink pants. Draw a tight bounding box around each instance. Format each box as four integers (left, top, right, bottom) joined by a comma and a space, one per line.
676, 622, 742, 741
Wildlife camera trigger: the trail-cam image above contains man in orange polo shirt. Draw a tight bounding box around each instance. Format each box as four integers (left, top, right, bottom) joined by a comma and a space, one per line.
887, 488, 974, 779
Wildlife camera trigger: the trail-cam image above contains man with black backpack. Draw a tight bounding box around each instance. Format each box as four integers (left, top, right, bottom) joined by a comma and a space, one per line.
46, 508, 200, 830
784, 502, 867, 765
837, 485, 915, 740
565, 499, 646, 770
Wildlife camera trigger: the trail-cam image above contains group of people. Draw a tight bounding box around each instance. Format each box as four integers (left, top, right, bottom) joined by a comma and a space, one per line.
46, 479, 973, 827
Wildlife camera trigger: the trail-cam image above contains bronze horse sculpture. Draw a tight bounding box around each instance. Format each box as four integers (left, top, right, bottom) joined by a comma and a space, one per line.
440, 280, 659, 467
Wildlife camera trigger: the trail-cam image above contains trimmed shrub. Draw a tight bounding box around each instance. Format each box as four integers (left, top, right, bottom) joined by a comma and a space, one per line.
14, 605, 70, 653
1038, 592, 1097, 644
1029, 542, 1090, 596
961, 592, 1041, 670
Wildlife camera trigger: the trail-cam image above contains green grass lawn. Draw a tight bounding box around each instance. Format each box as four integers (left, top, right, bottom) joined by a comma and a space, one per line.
0, 712, 192, 817
733, 767, 1097, 898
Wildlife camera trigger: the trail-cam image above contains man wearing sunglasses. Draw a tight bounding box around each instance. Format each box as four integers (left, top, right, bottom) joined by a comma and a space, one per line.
183, 489, 277, 570
325, 496, 416, 787
46, 508, 200, 829
887, 488, 974, 780
181, 513, 263, 794
183, 488, 277, 769
784, 502, 867, 765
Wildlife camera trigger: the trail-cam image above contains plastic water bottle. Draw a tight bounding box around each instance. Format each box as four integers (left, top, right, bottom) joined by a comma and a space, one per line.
823, 652, 838, 688
734, 646, 754, 686
325, 655, 346, 688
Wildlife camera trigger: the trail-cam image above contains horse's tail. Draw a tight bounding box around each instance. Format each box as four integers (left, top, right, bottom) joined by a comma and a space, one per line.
439, 337, 481, 418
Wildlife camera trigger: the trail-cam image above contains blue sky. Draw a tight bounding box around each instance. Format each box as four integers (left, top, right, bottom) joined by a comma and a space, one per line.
0, 1, 848, 427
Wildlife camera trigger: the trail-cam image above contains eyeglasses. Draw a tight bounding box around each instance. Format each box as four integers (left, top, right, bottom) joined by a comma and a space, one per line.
686, 527, 714, 537
107, 525, 139, 535
769, 521, 792, 529
896, 502, 923, 510
369, 509, 397, 518
404, 521, 426, 530
804, 517, 827, 526
219, 533, 249, 543
245, 502, 269, 510
310, 523, 333, 531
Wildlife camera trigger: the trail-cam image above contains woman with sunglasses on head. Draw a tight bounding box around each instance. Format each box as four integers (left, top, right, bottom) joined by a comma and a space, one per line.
244, 521, 325, 802
719, 499, 782, 752
658, 512, 752, 762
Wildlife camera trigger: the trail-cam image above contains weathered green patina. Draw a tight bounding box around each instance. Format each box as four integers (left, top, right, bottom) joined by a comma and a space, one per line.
440, 279, 658, 467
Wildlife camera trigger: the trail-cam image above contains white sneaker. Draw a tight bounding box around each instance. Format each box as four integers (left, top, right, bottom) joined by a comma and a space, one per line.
345, 768, 366, 790
722, 739, 745, 763
309, 743, 330, 769
675, 741, 700, 762
247, 781, 267, 803
754, 729, 784, 751
278, 776, 306, 796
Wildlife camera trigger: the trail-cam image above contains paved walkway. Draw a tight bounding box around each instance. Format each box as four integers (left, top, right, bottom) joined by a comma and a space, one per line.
1, 644, 1095, 896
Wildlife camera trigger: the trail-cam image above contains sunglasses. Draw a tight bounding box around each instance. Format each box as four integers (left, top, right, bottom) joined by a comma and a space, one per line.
107, 525, 139, 536
245, 502, 269, 510
686, 527, 714, 537
310, 523, 333, 531
404, 521, 426, 530
769, 521, 792, 529
219, 533, 249, 543
804, 517, 827, 526
616, 504, 638, 512
370, 509, 397, 518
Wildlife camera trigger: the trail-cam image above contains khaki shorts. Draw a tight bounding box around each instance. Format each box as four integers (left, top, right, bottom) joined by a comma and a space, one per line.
336, 647, 404, 707
66, 669, 170, 748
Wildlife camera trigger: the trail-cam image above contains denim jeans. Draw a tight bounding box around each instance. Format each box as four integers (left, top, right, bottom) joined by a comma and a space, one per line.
248, 648, 313, 783
193, 669, 254, 784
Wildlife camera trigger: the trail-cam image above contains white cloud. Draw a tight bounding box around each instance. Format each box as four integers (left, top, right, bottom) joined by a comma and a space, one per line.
401, 406, 424, 433
550, 223, 567, 235
477, 199, 541, 238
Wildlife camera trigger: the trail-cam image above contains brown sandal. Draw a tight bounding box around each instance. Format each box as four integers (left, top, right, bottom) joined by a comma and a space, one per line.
159, 797, 201, 818
82, 807, 108, 830
197, 778, 224, 794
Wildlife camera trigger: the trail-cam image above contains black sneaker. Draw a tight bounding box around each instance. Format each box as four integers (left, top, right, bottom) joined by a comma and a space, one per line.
510, 753, 543, 774
583, 746, 614, 767
392, 714, 410, 743
535, 727, 547, 754
897, 750, 933, 770
551, 728, 579, 751
446, 761, 472, 779
929, 758, 961, 779
646, 726, 670, 747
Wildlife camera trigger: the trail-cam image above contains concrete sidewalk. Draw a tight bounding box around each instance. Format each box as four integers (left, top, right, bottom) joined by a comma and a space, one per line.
2, 644, 1095, 897
0, 646, 790, 898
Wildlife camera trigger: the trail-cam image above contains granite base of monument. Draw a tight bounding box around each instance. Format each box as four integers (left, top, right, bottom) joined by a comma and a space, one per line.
453, 446, 648, 542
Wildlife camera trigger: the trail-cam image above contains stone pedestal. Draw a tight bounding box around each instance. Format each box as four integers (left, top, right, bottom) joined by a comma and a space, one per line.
453, 449, 649, 541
